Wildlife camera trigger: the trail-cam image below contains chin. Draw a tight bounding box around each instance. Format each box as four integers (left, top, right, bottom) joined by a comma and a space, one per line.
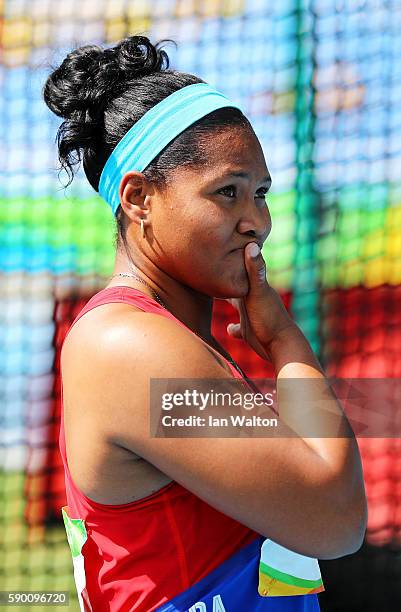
212, 278, 249, 300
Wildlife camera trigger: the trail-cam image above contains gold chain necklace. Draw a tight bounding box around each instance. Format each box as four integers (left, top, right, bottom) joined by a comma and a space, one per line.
109, 272, 245, 377
110, 272, 168, 309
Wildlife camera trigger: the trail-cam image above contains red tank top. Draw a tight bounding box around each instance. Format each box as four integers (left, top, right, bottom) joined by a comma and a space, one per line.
59, 286, 260, 611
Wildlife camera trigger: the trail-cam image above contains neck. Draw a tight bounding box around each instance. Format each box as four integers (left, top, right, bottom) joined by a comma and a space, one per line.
107, 251, 215, 341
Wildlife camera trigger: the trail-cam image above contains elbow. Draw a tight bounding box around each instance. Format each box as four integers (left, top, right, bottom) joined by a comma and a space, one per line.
257, 487, 368, 561
318, 486, 368, 560
340, 491, 368, 557
316, 446, 368, 559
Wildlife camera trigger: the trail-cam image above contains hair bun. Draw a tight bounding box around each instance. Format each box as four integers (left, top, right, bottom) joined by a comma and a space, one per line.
115, 35, 171, 78
43, 36, 171, 123
43, 44, 103, 121
42, 35, 174, 188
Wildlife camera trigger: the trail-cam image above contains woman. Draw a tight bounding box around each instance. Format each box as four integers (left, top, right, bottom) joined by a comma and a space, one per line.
44, 35, 367, 611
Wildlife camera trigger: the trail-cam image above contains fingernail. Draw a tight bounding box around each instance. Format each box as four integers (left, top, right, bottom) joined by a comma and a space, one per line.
248, 243, 260, 258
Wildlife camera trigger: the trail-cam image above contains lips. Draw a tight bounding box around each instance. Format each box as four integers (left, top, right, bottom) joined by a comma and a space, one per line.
230, 242, 262, 253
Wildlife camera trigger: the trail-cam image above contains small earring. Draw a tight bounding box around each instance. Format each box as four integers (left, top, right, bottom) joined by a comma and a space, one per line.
140, 217, 146, 239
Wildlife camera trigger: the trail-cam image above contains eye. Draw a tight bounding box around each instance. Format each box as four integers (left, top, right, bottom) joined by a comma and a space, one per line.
256, 187, 269, 200
217, 185, 270, 201
218, 185, 237, 198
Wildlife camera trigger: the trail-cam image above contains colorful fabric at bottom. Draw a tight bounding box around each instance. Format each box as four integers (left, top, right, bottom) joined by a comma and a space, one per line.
258, 540, 324, 597
157, 537, 321, 612
61, 506, 91, 612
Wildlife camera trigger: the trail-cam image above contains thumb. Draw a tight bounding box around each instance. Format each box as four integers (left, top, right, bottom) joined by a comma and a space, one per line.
245, 242, 267, 290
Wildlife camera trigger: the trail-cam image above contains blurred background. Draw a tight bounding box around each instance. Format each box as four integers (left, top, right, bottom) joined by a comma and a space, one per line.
1, 0, 401, 610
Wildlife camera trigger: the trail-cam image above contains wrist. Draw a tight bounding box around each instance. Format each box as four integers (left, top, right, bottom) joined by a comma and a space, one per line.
262, 321, 297, 353
263, 323, 323, 375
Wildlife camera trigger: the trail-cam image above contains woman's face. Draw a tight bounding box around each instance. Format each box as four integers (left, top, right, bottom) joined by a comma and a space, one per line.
151, 126, 272, 299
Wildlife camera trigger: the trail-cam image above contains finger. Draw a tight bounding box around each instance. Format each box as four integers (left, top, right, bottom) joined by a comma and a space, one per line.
227, 323, 243, 339
244, 243, 268, 292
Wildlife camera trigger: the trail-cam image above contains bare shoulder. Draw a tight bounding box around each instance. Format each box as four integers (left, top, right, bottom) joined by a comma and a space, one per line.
62, 299, 229, 382
61, 301, 231, 446
62, 300, 144, 359
60, 302, 183, 503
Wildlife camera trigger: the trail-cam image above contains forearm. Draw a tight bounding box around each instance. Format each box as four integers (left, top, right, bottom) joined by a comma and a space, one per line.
264, 324, 366, 502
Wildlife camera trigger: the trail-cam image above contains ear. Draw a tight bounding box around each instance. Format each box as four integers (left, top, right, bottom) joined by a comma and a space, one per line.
118, 171, 152, 225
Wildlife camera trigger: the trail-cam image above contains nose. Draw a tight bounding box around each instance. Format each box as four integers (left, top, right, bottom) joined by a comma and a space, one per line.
236, 198, 272, 246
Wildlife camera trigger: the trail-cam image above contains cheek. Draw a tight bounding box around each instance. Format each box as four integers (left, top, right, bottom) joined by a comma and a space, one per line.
191, 244, 249, 294
167, 211, 226, 255
152, 210, 210, 275
152, 206, 191, 250
153, 204, 247, 289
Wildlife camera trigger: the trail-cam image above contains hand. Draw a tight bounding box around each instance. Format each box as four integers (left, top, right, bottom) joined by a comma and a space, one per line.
226, 243, 295, 361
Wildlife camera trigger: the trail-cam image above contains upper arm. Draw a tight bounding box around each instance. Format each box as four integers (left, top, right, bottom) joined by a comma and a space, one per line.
77, 311, 365, 559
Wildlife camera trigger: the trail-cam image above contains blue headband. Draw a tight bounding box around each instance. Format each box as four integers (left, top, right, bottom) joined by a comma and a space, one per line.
98, 82, 243, 216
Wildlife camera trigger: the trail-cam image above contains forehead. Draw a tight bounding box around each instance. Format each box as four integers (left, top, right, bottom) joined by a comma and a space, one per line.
204, 125, 262, 162
183, 126, 269, 183
202, 127, 269, 179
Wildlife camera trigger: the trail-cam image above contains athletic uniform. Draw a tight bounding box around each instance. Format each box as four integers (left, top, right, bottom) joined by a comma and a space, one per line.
59, 286, 323, 611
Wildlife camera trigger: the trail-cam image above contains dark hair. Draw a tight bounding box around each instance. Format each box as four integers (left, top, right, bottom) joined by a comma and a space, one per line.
43, 35, 251, 250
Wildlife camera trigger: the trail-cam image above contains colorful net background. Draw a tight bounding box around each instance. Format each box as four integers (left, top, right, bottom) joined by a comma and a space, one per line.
1, 0, 401, 610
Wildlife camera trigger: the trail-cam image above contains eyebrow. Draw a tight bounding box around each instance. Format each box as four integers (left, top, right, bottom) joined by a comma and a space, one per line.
224, 171, 272, 186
